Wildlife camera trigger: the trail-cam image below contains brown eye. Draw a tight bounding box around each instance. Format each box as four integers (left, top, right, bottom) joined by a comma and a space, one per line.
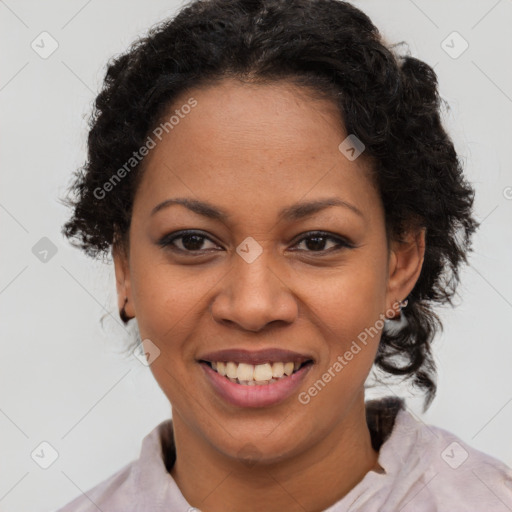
158, 230, 220, 253
292, 231, 354, 254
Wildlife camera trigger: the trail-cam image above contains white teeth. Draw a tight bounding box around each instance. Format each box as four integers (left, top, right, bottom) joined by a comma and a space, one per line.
216, 361, 226, 376
226, 362, 238, 379
272, 362, 284, 378
253, 363, 273, 381
208, 360, 306, 385
283, 362, 294, 376
237, 363, 254, 381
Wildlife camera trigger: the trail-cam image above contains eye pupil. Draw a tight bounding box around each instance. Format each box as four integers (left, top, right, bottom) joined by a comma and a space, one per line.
182, 234, 204, 250
305, 236, 327, 251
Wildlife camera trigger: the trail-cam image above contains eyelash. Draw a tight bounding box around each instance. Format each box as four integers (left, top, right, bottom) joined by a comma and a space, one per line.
157, 230, 354, 256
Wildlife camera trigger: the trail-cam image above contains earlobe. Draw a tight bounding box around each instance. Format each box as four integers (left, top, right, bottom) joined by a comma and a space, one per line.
385, 227, 426, 316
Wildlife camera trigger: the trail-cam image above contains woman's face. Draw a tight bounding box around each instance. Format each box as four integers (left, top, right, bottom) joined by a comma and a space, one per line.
114, 78, 424, 463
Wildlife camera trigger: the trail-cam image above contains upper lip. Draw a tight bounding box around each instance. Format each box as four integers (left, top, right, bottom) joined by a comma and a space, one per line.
198, 348, 314, 365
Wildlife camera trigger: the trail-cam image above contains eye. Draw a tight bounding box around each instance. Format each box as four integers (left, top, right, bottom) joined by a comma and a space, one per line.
158, 230, 354, 256
158, 230, 221, 254
291, 231, 354, 254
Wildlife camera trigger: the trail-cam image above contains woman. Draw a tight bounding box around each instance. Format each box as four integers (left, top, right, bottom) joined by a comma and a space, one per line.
57, 0, 512, 510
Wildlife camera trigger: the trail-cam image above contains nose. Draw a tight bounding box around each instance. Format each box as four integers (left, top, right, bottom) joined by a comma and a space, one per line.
210, 252, 298, 333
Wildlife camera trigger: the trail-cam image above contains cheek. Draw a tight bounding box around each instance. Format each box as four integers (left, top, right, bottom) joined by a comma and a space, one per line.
296, 257, 386, 382
299, 280, 383, 412
128, 244, 206, 333
299, 256, 387, 334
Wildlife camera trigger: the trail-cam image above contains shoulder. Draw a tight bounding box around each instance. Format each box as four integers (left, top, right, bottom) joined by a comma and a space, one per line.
54, 420, 173, 512
54, 460, 136, 512
381, 407, 512, 511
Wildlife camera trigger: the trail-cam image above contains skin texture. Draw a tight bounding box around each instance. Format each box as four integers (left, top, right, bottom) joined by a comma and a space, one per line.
113, 78, 426, 512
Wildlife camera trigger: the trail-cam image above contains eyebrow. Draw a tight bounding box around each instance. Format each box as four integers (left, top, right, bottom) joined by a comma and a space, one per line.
150, 197, 364, 222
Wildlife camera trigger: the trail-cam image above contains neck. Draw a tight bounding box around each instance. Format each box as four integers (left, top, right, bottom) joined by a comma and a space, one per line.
170, 396, 379, 512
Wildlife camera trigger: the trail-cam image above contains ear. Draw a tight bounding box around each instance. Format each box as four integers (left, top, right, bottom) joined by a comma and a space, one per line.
385, 227, 426, 317
112, 242, 135, 320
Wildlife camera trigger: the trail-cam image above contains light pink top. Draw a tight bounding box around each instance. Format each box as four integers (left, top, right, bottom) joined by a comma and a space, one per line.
55, 408, 512, 511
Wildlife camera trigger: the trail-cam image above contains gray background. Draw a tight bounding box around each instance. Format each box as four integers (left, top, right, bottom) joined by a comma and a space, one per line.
1, 0, 511, 510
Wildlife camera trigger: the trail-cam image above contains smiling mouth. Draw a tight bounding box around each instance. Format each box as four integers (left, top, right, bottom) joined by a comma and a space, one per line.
200, 360, 313, 386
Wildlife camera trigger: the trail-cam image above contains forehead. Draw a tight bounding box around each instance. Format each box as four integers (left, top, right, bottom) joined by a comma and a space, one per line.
133, 78, 380, 225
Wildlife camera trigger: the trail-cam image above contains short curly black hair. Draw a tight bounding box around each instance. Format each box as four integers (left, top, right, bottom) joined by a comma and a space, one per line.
61, 0, 479, 408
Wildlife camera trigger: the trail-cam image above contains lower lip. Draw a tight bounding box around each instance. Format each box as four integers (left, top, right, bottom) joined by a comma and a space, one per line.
200, 362, 313, 408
